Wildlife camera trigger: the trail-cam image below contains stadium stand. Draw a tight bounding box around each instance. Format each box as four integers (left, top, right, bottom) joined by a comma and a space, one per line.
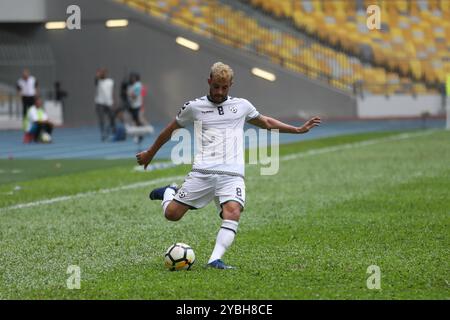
118, 0, 442, 96
244, 0, 449, 94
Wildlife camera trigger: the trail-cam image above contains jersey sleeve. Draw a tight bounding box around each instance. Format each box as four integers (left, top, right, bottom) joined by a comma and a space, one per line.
244, 99, 260, 121
175, 101, 195, 127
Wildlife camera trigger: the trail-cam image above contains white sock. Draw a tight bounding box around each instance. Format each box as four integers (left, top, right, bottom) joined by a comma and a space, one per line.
162, 187, 176, 214
208, 220, 239, 263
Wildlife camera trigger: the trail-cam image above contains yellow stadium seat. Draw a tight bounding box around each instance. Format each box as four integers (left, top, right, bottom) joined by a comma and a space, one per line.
410, 60, 423, 80
121, 0, 444, 94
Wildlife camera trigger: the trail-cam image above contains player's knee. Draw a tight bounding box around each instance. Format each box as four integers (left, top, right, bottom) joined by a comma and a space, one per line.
164, 209, 181, 221
164, 203, 184, 221
222, 202, 242, 221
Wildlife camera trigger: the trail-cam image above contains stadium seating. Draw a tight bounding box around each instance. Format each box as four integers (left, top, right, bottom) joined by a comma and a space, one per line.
119, 0, 440, 96
245, 0, 449, 91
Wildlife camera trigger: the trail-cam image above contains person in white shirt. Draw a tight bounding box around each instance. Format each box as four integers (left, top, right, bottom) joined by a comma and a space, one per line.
25, 97, 53, 143
16, 69, 38, 119
136, 62, 321, 269
95, 68, 115, 141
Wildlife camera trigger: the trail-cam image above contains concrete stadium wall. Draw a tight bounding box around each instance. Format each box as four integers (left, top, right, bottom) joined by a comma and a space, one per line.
0, 0, 47, 22
2, 0, 357, 126
357, 95, 445, 118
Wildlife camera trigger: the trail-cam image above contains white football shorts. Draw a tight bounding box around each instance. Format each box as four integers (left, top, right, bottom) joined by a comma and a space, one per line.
173, 171, 246, 214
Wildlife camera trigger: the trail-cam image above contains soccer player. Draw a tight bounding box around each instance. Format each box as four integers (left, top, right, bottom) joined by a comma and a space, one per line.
136, 62, 321, 269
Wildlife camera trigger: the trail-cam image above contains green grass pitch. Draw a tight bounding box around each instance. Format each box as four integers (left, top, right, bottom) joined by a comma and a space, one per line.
0, 130, 448, 299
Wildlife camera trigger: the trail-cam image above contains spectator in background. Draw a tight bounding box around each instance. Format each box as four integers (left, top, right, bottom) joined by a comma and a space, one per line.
16, 68, 38, 120
24, 96, 54, 143
139, 80, 150, 126
54, 81, 68, 122
113, 75, 131, 122
95, 68, 115, 141
119, 76, 131, 112
54, 81, 68, 104
127, 72, 144, 143
127, 73, 143, 126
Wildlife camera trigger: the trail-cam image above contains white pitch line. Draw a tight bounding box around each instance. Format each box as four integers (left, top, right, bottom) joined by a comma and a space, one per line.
0, 175, 185, 213
0, 130, 437, 212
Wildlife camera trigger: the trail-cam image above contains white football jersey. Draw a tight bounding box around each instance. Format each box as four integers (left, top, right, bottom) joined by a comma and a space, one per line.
176, 95, 260, 177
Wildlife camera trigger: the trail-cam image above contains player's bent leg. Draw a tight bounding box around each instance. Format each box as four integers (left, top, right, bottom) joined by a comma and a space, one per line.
149, 183, 178, 201
207, 201, 242, 269
148, 181, 195, 221
164, 201, 190, 221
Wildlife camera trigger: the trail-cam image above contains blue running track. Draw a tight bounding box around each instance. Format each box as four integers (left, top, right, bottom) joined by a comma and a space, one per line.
0, 119, 444, 160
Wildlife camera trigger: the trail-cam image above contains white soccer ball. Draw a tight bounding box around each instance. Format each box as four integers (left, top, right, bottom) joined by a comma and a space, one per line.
164, 243, 195, 271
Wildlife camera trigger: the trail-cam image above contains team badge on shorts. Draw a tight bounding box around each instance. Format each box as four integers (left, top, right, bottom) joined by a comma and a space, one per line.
229, 106, 237, 113
178, 190, 187, 198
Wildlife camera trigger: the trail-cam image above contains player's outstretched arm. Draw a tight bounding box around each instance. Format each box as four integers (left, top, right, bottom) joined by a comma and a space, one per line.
136, 119, 181, 169
248, 115, 321, 133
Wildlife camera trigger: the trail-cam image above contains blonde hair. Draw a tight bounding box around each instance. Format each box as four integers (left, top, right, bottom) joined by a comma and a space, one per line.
210, 62, 234, 82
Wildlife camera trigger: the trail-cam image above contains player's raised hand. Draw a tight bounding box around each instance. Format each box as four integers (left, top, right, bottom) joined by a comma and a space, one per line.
136, 150, 153, 170
300, 116, 321, 133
